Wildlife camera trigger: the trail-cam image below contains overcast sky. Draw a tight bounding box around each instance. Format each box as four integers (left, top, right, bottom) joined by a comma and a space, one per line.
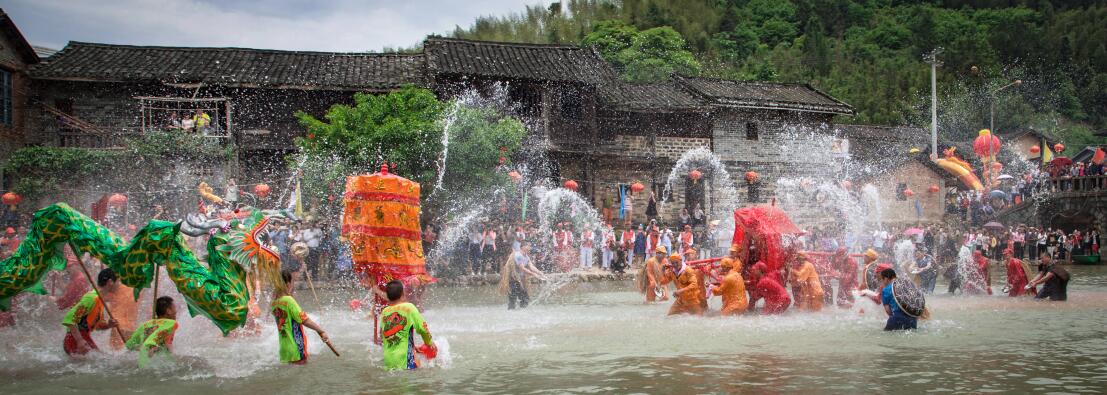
5, 0, 552, 52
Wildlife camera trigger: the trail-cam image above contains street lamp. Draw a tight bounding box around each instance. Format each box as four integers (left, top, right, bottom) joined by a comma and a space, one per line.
924, 48, 943, 160
989, 79, 1021, 133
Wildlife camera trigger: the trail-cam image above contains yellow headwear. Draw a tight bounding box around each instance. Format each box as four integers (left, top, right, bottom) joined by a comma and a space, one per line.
864, 249, 879, 261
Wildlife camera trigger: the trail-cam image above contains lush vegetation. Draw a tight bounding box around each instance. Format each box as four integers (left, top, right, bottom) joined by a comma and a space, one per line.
2, 132, 231, 203
453, 0, 1107, 145
293, 86, 527, 209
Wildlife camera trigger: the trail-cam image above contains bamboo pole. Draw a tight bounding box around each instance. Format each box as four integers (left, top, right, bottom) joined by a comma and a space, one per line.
151, 265, 160, 319
302, 266, 322, 308
75, 259, 125, 341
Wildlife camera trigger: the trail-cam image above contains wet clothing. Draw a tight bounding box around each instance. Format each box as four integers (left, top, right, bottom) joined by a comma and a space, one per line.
638, 256, 667, 302
668, 266, 704, 315
1035, 264, 1069, 301
379, 302, 433, 370
754, 275, 791, 314
964, 252, 992, 295
272, 295, 309, 364
915, 254, 938, 294
1005, 258, 1035, 297
882, 283, 917, 330
61, 291, 105, 355
713, 269, 748, 315
833, 252, 857, 307
125, 318, 178, 368
789, 261, 824, 311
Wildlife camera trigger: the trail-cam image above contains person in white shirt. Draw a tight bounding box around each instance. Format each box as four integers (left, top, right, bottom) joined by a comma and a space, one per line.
601, 225, 616, 271
580, 226, 595, 269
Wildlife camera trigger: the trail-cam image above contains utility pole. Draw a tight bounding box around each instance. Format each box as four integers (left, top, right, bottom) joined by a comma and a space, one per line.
924, 48, 943, 160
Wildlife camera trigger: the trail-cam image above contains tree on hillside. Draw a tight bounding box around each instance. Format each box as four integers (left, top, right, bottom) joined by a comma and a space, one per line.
293, 87, 526, 205
583, 21, 701, 81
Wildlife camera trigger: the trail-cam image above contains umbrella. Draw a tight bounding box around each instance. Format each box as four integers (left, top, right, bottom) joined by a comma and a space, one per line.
1050, 157, 1073, 169
989, 190, 1008, 200
996, 174, 1015, 181
983, 221, 1005, 230
903, 228, 924, 236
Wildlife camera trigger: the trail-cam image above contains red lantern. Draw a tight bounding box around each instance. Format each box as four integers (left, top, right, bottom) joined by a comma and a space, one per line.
1, 192, 21, 206
253, 184, 271, 198
745, 171, 759, 183
1093, 148, 1105, 165
630, 182, 645, 194
498, 156, 507, 165
564, 179, 579, 191
107, 193, 128, 207
972, 129, 1001, 159
903, 188, 914, 198
928, 184, 940, 193
1029, 145, 1040, 155
1053, 143, 1065, 153
688, 169, 703, 183
507, 171, 522, 183
841, 180, 853, 189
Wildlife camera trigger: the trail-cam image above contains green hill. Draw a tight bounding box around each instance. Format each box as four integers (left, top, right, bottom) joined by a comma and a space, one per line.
451, 0, 1107, 146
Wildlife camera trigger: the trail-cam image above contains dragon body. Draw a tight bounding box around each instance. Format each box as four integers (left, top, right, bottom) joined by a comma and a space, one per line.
0, 203, 283, 334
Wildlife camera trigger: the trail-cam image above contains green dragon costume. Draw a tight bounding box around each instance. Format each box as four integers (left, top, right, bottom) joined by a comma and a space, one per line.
0, 203, 287, 335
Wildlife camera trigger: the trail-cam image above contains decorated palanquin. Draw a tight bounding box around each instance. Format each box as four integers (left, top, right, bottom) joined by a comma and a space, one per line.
342, 164, 435, 290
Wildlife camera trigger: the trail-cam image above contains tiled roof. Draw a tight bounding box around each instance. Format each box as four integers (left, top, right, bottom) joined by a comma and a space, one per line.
597, 81, 706, 112
30, 42, 426, 91
0, 8, 39, 64
837, 125, 946, 179
675, 76, 854, 115
423, 37, 617, 84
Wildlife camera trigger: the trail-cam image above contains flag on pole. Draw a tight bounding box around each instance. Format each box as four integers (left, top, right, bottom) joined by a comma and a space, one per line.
294, 179, 303, 218
1041, 138, 1053, 164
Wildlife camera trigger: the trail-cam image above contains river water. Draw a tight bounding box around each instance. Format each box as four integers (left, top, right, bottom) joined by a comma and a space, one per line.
2, 265, 1106, 394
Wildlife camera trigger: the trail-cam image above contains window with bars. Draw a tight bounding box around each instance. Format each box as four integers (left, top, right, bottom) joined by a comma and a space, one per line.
1, 69, 11, 126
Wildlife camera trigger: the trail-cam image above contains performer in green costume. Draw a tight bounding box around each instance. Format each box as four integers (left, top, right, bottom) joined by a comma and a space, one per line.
379, 280, 435, 370
125, 296, 178, 368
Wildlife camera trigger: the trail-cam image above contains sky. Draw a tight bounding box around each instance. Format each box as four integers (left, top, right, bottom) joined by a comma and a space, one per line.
4, 0, 552, 52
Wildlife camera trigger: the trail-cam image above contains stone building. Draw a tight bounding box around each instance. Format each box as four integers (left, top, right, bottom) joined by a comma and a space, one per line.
0, 9, 39, 191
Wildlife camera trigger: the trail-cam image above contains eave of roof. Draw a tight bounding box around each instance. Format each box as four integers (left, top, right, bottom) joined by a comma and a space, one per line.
0, 9, 40, 64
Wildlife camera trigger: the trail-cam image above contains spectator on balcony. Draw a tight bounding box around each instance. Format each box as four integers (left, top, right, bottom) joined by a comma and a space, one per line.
166, 111, 183, 130
192, 110, 211, 132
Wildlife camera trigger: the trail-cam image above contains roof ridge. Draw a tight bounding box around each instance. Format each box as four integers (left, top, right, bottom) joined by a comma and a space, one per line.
425, 36, 587, 50
678, 75, 809, 87
61, 41, 419, 57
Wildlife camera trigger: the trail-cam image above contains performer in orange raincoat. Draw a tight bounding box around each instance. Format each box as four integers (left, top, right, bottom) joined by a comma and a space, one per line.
788, 253, 824, 312
1003, 248, 1035, 297
666, 254, 704, 316
683, 248, 708, 310
637, 246, 670, 303
832, 247, 857, 307
711, 245, 748, 315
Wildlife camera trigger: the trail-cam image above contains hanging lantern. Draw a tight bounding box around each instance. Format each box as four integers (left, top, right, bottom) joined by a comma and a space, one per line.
2, 192, 21, 206
107, 193, 128, 207
564, 179, 579, 191
630, 182, 645, 194
507, 171, 522, 183
1029, 145, 1040, 155
903, 188, 914, 198
688, 169, 703, 183
841, 180, 853, 189
1053, 143, 1065, 153
1093, 148, 1105, 165
253, 183, 271, 198
972, 129, 1001, 159
498, 156, 507, 165
928, 184, 940, 193
745, 171, 759, 183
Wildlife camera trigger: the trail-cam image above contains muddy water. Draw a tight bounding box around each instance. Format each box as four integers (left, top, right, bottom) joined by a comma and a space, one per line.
2, 265, 1105, 394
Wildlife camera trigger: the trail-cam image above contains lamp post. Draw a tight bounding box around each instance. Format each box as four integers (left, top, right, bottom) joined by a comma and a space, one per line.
989, 79, 1022, 133
924, 48, 943, 160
